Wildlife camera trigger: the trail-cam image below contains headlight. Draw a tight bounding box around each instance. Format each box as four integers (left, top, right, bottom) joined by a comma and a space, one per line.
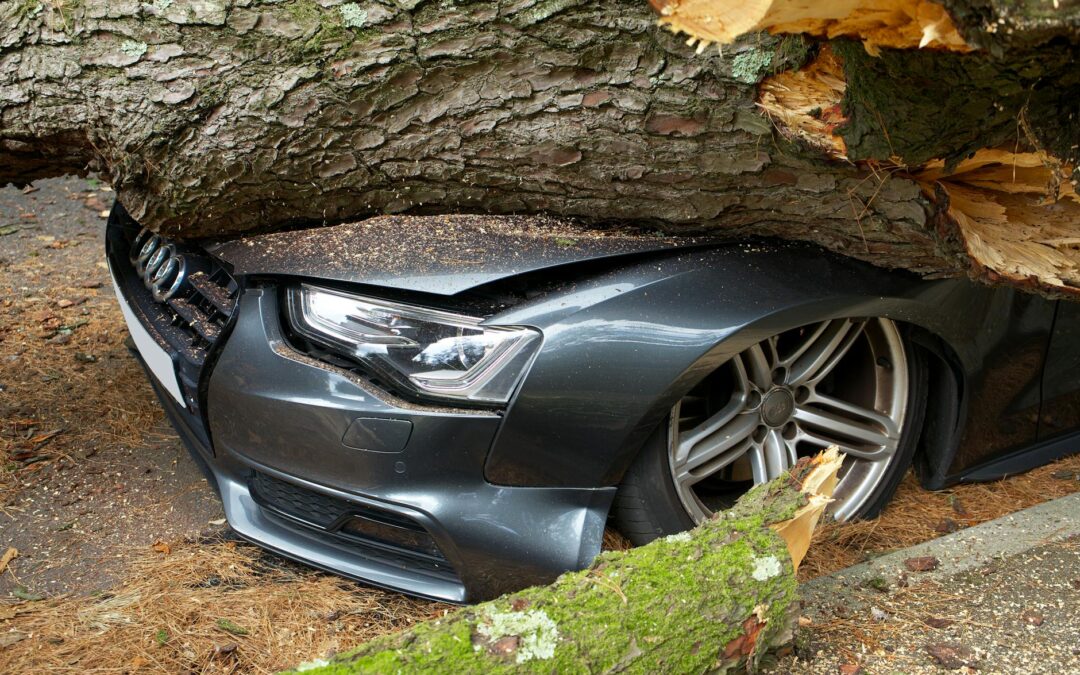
286, 284, 541, 405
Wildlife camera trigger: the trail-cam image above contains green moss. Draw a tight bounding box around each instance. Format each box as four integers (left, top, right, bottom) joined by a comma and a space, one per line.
216, 618, 249, 636
290, 490, 800, 674
16, 0, 44, 18
772, 35, 812, 72
285, 0, 320, 26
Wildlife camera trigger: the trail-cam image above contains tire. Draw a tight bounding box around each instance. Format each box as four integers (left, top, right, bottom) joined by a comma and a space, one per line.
612, 318, 928, 546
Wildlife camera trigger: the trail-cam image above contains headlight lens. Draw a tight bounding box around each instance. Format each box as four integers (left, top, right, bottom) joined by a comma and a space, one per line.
286, 284, 541, 405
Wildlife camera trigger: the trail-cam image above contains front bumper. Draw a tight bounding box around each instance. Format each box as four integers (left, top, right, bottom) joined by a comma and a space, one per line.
108, 210, 612, 602
204, 288, 612, 602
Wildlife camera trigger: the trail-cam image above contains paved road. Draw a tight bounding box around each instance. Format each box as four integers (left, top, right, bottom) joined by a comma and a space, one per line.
768, 493, 1080, 674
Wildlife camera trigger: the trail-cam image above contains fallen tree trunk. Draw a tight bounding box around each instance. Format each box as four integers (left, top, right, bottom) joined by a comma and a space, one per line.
287, 450, 843, 674
1, 1, 1077, 295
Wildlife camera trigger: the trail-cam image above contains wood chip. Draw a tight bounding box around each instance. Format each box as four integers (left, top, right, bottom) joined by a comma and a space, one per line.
903, 555, 940, 572
0, 548, 17, 575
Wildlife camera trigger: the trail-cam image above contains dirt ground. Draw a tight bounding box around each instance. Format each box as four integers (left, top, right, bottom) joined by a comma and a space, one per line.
2, 176, 1079, 672
0, 176, 224, 597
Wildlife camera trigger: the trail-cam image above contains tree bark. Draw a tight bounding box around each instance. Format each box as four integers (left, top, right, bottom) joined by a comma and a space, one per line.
0, 0, 1077, 293
285, 451, 842, 674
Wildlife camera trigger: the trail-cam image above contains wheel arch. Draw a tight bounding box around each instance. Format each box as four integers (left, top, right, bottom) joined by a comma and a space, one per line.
603, 293, 972, 491
485, 243, 1014, 492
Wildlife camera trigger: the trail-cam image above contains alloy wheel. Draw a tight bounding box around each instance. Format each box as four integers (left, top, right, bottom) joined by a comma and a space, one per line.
668, 318, 909, 522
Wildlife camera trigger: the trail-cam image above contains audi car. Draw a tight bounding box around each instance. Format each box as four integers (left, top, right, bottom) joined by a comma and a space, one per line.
106, 202, 1080, 602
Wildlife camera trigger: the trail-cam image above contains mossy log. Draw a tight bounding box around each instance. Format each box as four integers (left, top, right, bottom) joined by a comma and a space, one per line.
289, 451, 842, 674
1, 0, 1077, 295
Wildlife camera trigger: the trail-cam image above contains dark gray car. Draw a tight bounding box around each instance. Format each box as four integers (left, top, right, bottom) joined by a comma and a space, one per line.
107, 204, 1080, 602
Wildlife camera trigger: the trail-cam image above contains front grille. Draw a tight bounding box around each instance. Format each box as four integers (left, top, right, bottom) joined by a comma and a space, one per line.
107, 204, 239, 442
125, 226, 237, 364
249, 472, 457, 581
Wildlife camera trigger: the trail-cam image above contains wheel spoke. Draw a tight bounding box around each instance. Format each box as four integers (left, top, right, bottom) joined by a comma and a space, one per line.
741, 343, 773, 390
674, 413, 758, 485
786, 319, 865, 385
793, 393, 899, 460
762, 429, 795, 479
677, 395, 747, 459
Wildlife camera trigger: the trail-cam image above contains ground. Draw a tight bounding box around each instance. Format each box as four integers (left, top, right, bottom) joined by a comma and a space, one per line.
1, 177, 1079, 672
766, 494, 1080, 674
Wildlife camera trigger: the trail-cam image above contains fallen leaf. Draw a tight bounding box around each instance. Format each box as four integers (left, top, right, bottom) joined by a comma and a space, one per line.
0, 630, 28, 648
99, 210, 110, 218
904, 556, 940, 572
1020, 608, 1045, 626
0, 606, 17, 620
208, 518, 227, 526
152, 541, 171, 555
489, 635, 520, 656
510, 598, 530, 611
84, 196, 107, 212
0, 548, 17, 575
0, 225, 18, 236
22, 185, 39, 194
78, 280, 103, 289
925, 642, 978, 670
934, 518, 959, 534
923, 616, 955, 629
28, 429, 63, 448
838, 664, 864, 675
213, 642, 239, 658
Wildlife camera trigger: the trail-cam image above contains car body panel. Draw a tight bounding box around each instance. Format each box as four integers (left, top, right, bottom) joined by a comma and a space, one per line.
206, 288, 611, 601
206, 216, 703, 296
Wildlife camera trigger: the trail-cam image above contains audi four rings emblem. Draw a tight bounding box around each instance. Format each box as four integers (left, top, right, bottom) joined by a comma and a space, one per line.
130, 228, 188, 302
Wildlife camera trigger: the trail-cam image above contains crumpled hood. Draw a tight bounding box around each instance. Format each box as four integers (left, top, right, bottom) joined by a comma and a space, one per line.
206, 214, 703, 295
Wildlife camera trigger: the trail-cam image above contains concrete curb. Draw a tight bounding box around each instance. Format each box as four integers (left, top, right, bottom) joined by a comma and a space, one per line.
807, 490, 1080, 593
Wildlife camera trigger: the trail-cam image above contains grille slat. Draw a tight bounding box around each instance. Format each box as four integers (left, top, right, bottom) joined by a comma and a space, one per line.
167, 297, 222, 343
188, 271, 237, 316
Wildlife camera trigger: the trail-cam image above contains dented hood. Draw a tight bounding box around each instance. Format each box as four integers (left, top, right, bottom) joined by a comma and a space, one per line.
206, 214, 700, 295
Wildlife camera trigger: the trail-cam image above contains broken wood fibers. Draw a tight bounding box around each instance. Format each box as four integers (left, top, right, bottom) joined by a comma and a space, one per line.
650, 0, 972, 55
655, 0, 1080, 294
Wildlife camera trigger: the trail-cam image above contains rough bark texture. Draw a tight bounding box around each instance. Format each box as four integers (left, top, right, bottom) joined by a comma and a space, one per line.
286, 456, 838, 674
0, 0, 1076, 293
